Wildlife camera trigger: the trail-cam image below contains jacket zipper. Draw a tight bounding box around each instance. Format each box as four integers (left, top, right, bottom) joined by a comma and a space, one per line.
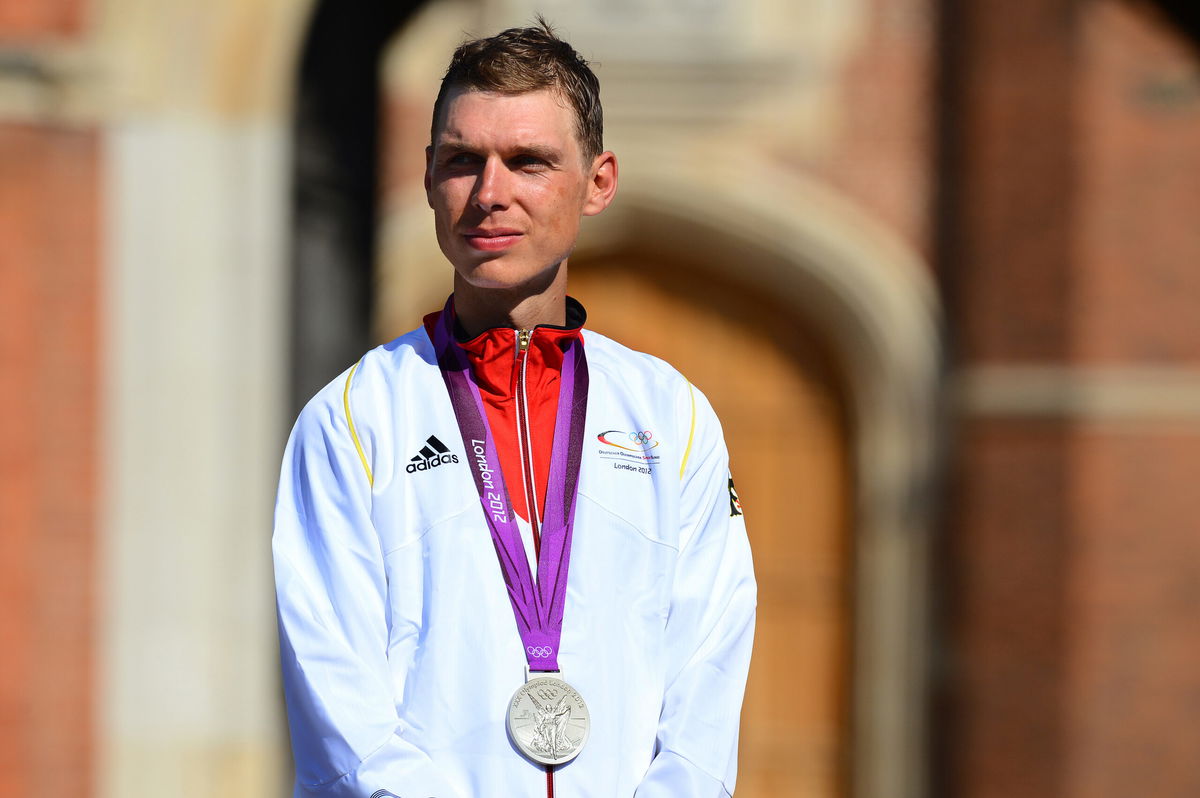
518, 328, 557, 798
515, 328, 541, 561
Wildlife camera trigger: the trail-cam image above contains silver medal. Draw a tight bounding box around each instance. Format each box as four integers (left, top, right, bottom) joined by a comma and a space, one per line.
506, 676, 590, 765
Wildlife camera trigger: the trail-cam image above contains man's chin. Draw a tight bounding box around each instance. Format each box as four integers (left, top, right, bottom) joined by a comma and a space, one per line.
452, 258, 567, 295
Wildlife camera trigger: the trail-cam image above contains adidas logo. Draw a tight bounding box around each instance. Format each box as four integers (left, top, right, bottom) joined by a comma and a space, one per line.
406, 435, 460, 473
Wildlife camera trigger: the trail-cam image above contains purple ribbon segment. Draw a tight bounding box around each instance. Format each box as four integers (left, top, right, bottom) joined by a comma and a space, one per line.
433, 302, 588, 672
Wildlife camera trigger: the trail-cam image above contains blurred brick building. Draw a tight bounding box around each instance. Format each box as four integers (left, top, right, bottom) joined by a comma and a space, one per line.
1, 1, 1197, 797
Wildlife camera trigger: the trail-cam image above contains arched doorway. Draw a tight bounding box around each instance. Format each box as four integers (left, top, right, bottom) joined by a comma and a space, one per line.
570, 253, 855, 796
568, 170, 940, 798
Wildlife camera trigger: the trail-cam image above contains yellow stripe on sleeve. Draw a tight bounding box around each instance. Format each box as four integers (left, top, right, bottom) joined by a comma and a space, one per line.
679, 381, 697, 480
343, 359, 374, 488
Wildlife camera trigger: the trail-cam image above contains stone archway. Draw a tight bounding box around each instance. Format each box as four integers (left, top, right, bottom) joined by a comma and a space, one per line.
580, 161, 941, 798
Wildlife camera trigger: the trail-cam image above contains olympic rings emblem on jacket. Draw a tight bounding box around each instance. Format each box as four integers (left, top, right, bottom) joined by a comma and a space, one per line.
597, 429, 660, 452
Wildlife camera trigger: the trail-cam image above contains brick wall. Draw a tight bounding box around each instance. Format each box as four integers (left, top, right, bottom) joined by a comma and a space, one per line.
0, 0, 87, 38
0, 122, 99, 795
939, 2, 1200, 797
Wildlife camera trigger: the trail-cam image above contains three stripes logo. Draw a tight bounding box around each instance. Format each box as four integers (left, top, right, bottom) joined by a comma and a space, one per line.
406, 435, 460, 473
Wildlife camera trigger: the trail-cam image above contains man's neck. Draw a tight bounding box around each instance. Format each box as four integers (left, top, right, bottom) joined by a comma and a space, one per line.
452, 271, 569, 338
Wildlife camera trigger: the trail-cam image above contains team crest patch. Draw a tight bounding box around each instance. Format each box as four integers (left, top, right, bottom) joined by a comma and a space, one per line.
596, 428, 662, 474
728, 475, 743, 517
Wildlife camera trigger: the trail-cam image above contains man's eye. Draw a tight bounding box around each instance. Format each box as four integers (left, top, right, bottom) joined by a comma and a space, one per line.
513, 155, 548, 170
445, 152, 480, 167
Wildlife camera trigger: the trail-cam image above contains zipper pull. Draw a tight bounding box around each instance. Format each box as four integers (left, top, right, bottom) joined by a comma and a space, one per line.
518, 329, 532, 352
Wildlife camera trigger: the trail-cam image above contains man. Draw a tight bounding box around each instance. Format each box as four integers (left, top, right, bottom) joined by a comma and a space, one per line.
273, 20, 755, 798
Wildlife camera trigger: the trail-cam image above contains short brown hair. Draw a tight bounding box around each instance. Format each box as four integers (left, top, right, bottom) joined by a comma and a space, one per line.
431, 18, 604, 161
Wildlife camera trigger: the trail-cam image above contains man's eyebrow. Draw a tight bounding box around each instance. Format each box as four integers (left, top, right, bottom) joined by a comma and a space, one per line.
512, 143, 562, 161
434, 137, 563, 162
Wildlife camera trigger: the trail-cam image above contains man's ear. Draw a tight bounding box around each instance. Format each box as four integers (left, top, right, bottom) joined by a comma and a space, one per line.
582, 151, 618, 217
424, 145, 434, 207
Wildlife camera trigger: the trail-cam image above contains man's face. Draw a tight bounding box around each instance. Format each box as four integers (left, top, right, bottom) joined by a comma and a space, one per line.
425, 87, 615, 294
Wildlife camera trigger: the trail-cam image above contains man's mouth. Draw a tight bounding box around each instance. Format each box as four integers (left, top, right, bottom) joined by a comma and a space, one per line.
463, 228, 522, 252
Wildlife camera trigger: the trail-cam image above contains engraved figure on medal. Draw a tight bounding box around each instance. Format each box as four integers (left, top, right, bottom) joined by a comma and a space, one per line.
507, 677, 590, 765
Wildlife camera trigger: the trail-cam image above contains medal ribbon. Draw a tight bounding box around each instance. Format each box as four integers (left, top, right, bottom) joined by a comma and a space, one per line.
433, 302, 588, 673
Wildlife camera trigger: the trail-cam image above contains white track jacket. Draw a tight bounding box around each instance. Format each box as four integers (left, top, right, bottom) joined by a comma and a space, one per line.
273, 323, 756, 798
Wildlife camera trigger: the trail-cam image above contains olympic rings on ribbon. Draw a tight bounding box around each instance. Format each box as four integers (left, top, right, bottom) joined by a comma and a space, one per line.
627, 430, 653, 444
526, 645, 554, 659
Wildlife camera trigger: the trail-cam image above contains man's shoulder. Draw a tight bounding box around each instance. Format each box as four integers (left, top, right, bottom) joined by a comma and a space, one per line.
356, 324, 437, 377
582, 329, 691, 392
298, 325, 436, 419
582, 330, 723, 438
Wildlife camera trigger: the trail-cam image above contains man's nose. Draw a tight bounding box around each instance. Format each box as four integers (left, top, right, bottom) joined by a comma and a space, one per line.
472, 157, 510, 212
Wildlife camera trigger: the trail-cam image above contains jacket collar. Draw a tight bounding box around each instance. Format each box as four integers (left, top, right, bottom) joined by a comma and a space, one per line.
423, 295, 587, 399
